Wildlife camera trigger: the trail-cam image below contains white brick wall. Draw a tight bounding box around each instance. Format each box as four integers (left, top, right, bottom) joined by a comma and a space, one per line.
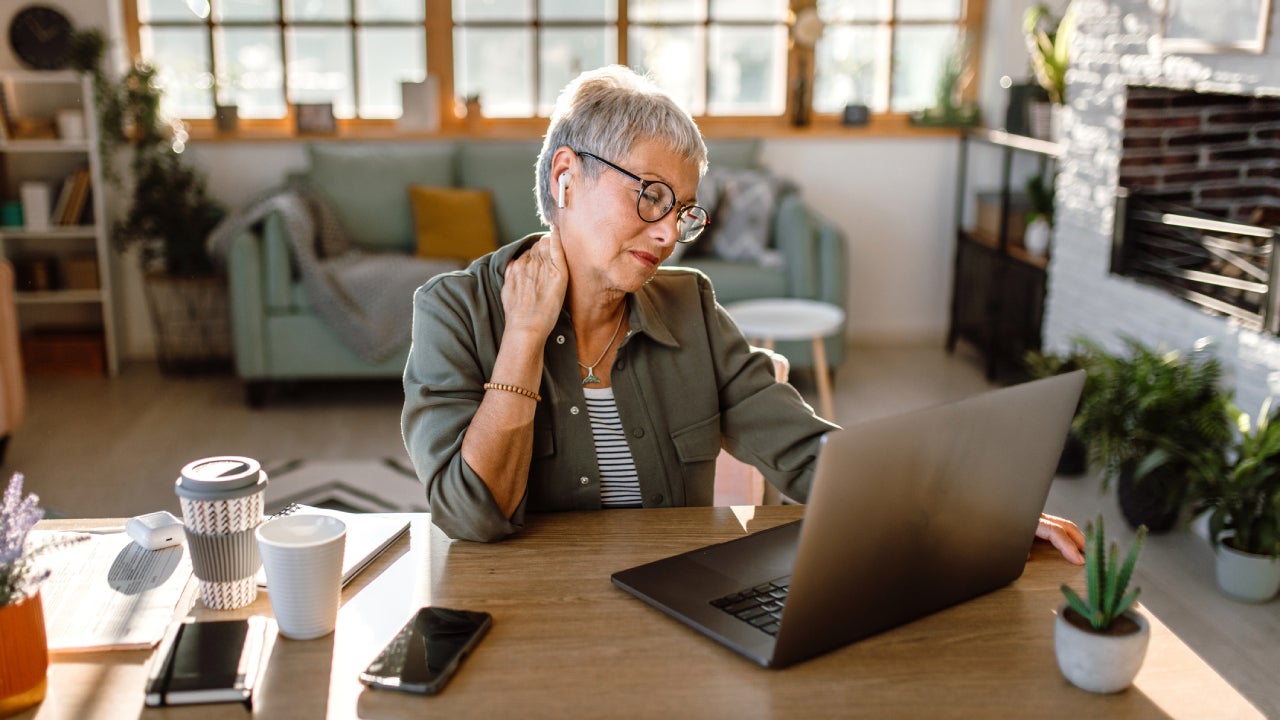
1044, 0, 1280, 413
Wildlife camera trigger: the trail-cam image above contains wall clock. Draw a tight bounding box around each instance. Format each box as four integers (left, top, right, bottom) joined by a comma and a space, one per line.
8, 5, 73, 71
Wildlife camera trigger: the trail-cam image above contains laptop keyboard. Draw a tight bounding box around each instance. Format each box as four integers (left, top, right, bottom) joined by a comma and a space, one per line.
709, 576, 790, 636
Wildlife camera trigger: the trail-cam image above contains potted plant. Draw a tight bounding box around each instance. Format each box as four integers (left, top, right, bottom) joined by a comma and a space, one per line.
1187, 400, 1280, 602
1073, 336, 1234, 532
911, 34, 980, 127
1055, 515, 1149, 693
1024, 345, 1089, 475
1023, 170, 1055, 258
0, 474, 84, 715
68, 30, 230, 373
1022, 2, 1076, 141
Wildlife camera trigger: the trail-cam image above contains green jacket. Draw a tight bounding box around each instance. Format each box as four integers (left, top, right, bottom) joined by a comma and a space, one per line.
402, 235, 837, 541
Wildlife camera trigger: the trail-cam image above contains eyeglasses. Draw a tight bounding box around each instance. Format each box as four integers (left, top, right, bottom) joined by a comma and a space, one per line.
575, 150, 710, 244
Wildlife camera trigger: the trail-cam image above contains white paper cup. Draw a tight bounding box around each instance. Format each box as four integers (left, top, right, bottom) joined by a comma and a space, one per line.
256, 514, 347, 640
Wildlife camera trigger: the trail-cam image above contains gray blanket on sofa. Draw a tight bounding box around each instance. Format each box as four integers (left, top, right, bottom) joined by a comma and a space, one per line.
207, 188, 462, 364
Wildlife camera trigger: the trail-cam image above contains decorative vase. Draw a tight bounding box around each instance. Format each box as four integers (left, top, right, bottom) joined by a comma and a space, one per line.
1028, 100, 1054, 140
1215, 538, 1280, 603
1024, 217, 1051, 257
0, 591, 50, 716
1117, 466, 1180, 533
1054, 605, 1150, 693
215, 104, 239, 134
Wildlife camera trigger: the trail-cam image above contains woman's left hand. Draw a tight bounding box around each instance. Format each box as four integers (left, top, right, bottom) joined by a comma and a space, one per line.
1035, 513, 1086, 564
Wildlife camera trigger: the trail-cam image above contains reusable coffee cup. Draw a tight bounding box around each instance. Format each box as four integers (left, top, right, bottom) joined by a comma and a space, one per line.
256, 514, 346, 640
175, 456, 268, 610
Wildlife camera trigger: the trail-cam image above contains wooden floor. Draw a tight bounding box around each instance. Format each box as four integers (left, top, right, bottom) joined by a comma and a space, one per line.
8, 342, 1278, 714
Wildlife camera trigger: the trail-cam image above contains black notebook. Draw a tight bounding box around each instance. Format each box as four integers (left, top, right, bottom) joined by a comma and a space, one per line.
255, 503, 410, 589
145, 618, 270, 707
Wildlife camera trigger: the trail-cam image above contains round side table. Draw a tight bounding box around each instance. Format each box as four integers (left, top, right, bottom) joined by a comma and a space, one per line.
723, 298, 845, 421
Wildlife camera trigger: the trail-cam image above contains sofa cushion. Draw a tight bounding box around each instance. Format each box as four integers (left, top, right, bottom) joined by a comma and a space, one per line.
306, 143, 455, 252
693, 167, 794, 267
456, 142, 543, 244
703, 139, 760, 171
677, 258, 787, 305
409, 185, 498, 262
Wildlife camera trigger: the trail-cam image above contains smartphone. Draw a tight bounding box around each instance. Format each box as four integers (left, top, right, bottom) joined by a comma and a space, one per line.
359, 607, 492, 695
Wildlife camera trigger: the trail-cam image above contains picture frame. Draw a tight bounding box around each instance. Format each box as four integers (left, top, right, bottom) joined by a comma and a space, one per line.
1162, 0, 1272, 53
294, 103, 336, 134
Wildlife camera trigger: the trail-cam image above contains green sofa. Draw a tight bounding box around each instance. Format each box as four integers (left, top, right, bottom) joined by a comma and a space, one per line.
224, 140, 847, 405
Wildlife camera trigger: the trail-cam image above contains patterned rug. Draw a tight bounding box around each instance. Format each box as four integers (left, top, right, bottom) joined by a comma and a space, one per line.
261, 458, 428, 514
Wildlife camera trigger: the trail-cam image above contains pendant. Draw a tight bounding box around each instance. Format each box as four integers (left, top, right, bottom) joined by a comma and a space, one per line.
582, 366, 601, 385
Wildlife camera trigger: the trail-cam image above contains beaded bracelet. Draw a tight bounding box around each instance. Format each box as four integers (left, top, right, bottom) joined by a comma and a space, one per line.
483, 382, 542, 402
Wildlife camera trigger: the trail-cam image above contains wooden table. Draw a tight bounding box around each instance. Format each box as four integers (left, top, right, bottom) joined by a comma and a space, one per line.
26, 507, 1264, 719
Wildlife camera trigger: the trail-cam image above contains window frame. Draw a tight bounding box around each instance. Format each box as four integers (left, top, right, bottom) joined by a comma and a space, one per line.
122, 0, 985, 139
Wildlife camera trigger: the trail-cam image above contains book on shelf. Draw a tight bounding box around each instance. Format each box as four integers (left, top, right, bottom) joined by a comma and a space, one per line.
0, 82, 11, 141
255, 503, 410, 589
60, 167, 90, 226
49, 174, 74, 226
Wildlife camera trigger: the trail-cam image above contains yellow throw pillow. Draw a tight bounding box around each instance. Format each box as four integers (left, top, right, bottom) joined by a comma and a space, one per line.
409, 186, 498, 262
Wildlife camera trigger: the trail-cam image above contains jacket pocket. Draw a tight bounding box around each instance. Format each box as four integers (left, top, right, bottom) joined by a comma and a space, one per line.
671, 413, 722, 463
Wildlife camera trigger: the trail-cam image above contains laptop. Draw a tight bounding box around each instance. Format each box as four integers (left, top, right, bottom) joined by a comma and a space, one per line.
611, 371, 1085, 669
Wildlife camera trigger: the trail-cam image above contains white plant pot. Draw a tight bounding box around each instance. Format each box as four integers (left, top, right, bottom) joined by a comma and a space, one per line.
1054, 606, 1150, 693
1216, 541, 1280, 602
1024, 217, 1051, 257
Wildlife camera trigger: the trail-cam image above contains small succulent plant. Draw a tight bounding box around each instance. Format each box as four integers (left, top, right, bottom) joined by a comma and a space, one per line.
1060, 515, 1147, 631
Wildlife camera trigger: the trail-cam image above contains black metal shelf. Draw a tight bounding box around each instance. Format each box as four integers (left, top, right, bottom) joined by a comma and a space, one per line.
946, 129, 1059, 381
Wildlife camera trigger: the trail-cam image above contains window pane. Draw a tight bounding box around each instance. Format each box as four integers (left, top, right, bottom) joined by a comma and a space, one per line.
218, 28, 286, 118
216, 0, 279, 22
541, 0, 614, 21
814, 25, 885, 112
454, 0, 532, 22
144, 27, 213, 119
707, 25, 785, 115
710, 0, 788, 21
817, 0, 890, 22
455, 28, 533, 117
357, 0, 425, 21
539, 28, 613, 114
891, 25, 957, 112
629, 26, 704, 114
287, 28, 355, 117
629, 0, 705, 23
896, 0, 962, 22
359, 28, 425, 119
284, 0, 349, 22
140, 0, 210, 22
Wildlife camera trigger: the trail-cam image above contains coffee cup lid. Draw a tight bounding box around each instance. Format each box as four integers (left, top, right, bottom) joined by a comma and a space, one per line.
175, 456, 268, 502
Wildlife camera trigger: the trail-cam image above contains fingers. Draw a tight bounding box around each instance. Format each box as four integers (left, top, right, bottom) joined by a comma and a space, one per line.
1036, 513, 1086, 565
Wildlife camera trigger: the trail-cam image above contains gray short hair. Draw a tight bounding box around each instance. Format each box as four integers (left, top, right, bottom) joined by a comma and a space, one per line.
535, 65, 707, 226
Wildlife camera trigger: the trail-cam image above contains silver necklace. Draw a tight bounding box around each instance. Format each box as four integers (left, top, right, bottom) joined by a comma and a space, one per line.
576, 311, 626, 385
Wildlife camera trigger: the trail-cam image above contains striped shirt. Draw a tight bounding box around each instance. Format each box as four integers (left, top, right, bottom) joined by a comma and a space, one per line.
583, 386, 643, 508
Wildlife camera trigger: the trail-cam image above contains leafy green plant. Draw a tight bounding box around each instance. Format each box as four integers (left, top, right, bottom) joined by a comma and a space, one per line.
1188, 400, 1280, 557
66, 29, 225, 277
1024, 344, 1088, 379
1023, 2, 1076, 105
1061, 515, 1147, 631
1026, 170, 1056, 228
1073, 336, 1234, 512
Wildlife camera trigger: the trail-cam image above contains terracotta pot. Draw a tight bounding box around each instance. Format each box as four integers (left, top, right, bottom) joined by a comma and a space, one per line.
1054, 605, 1149, 693
0, 591, 49, 716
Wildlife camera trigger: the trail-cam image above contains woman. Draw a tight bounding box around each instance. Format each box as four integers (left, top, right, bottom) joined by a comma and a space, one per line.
402, 66, 1085, 562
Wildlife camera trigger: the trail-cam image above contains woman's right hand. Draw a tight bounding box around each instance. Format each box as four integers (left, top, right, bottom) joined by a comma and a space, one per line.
502, 228, 569, 340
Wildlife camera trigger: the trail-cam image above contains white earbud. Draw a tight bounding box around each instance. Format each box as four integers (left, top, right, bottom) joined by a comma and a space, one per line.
557, 173, 570, 209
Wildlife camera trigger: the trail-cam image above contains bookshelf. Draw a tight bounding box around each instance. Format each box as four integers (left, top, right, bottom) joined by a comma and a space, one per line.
0, 70, 116, 376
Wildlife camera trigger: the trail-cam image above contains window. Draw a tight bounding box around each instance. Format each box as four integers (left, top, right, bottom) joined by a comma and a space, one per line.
813, 0, 969, 114
128, 0, 977, 128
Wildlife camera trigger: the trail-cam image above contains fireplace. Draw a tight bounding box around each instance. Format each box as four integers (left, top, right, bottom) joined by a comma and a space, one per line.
1038, 0, 1280, 412
1110, 87, 1280, 333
